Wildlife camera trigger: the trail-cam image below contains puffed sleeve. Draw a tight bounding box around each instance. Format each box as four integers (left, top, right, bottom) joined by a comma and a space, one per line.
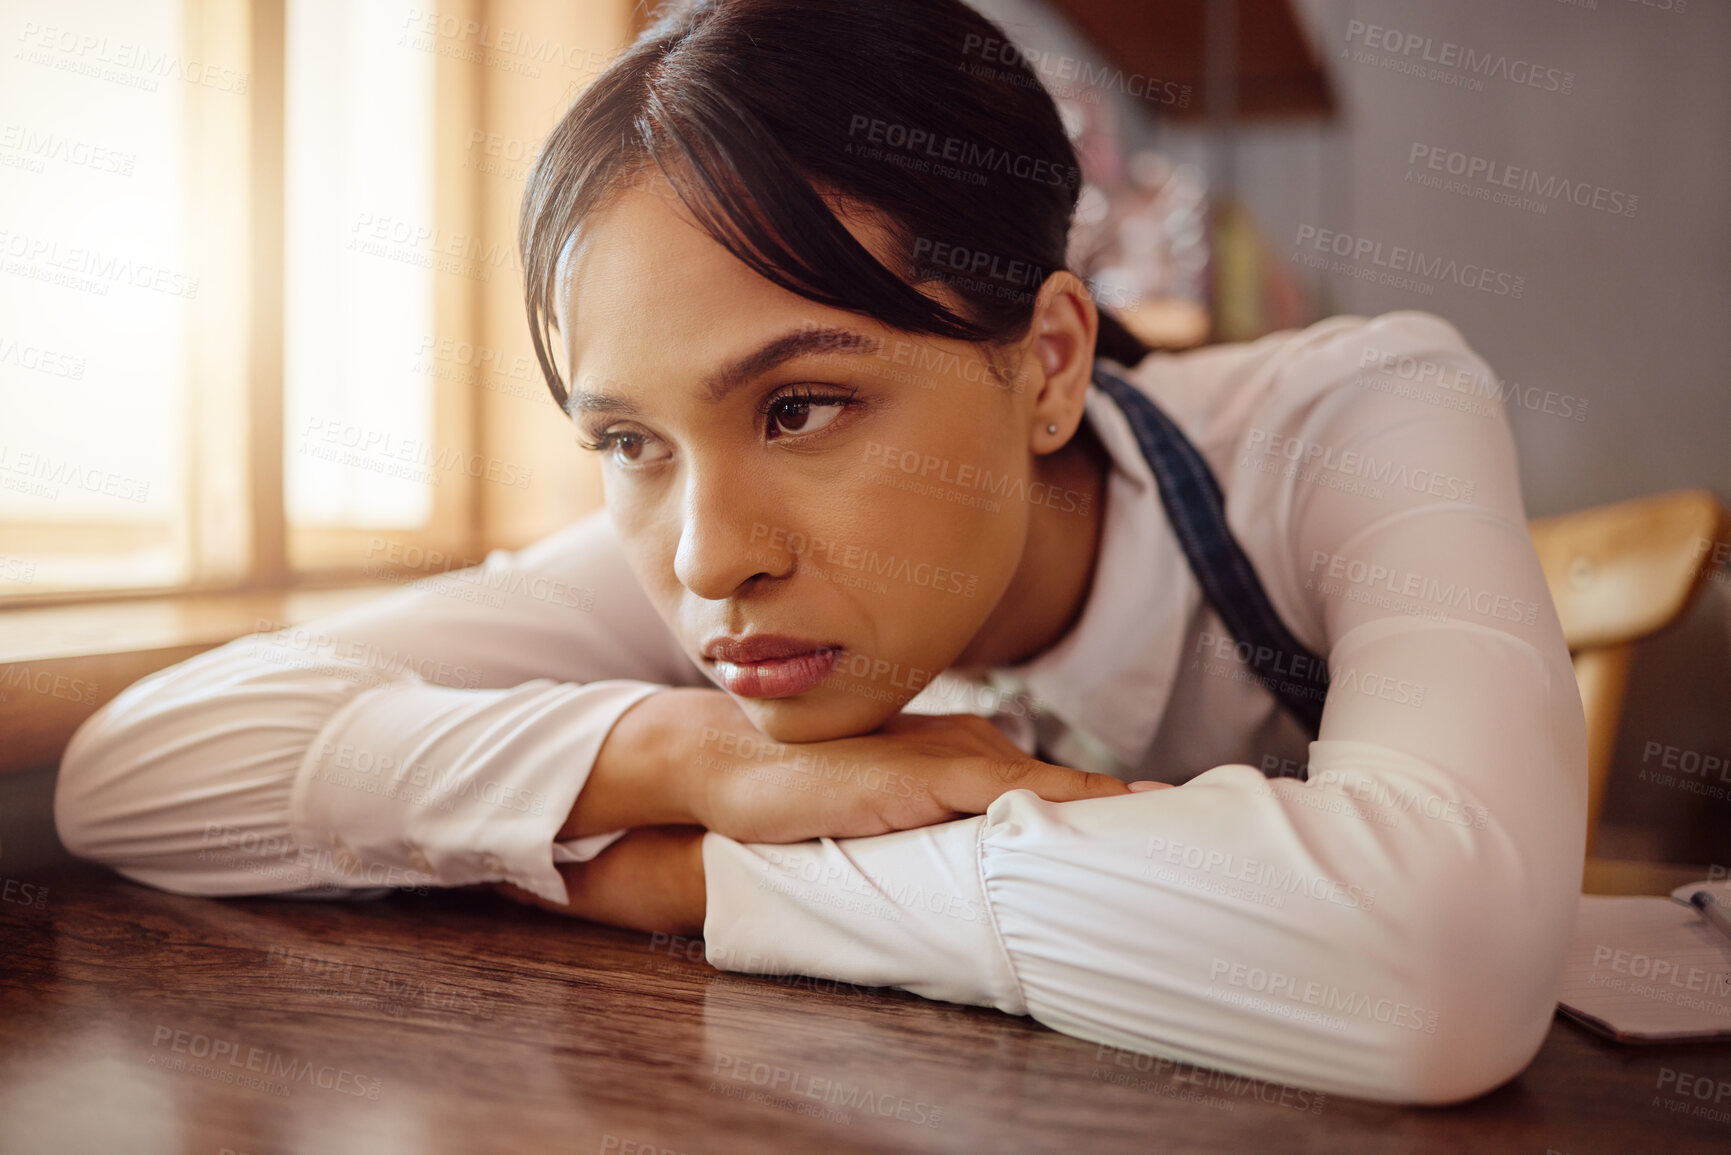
54, 508, 707, 905
697, 312, 1586, 1105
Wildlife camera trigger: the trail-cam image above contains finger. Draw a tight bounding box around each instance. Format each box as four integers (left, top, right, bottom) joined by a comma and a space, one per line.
941, 757, 1131, 812
913, 711, 1039, 761
964, 715, 1041, 758
1129, 780, 1175, 792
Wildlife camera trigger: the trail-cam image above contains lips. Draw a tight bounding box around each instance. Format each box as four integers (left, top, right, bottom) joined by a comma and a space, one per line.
703, 634, 842, 698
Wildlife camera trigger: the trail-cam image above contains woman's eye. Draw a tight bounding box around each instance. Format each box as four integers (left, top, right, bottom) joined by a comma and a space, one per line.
579, 388, 855, 464
766, 393, 851, 440
582, 430, 671, 468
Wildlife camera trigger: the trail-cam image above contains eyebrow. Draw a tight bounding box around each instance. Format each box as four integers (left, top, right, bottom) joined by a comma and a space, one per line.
566, 326, 884, 419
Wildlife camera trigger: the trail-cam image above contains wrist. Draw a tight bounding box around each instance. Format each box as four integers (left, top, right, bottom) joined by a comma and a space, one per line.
676, 688, 754, 832
681, 828, 708, 936
561, 689, 714, 839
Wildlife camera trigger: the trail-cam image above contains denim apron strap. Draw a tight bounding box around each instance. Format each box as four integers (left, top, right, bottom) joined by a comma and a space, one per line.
1090, 360, 1330, 740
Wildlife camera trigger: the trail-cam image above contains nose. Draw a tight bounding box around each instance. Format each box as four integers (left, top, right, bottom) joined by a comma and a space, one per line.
673, 459, 788, 600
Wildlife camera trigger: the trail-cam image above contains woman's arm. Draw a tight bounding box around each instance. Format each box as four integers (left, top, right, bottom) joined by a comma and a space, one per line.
53, 509, 705, 904
684, 313, 1587, 1105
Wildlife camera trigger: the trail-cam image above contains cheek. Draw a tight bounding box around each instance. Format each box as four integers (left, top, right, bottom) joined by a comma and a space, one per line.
806, 526, 1016, 728
848, 438, 1027, 589
820, 480, 1025, 669
606, 498, 685, 613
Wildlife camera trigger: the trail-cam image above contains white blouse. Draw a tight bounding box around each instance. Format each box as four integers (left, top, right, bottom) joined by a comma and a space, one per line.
54, 310, 1586, 1105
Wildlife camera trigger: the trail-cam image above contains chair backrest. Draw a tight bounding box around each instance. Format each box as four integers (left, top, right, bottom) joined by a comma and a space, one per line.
1530, 489, 1726, 651
1526, 489, 1726, 861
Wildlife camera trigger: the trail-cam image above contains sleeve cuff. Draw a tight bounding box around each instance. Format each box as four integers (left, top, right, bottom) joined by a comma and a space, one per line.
289, 678, 666, 905
699, 819, 1027, 1013
552, 830, 630, 863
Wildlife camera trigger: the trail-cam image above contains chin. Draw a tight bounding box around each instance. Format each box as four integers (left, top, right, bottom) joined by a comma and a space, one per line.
738, 689, 902, 744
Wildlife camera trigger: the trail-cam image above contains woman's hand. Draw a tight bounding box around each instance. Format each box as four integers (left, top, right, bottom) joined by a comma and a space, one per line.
494, 825, 705, 936
687, 703, 1140, 845
564, 687, 1167, 848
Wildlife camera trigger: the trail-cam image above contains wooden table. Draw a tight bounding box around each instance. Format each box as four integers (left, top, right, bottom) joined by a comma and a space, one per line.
4, 865, 1730, 1154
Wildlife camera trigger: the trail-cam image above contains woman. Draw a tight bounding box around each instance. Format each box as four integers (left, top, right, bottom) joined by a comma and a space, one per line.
54, 0, 1584, 1106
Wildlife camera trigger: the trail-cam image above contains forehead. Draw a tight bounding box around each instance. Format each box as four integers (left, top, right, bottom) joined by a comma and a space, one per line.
557, 171, 934, 391
557, 171, 908, 385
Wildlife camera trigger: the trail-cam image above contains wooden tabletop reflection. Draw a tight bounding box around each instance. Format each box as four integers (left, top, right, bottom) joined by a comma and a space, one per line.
3, 864, 1729, 1154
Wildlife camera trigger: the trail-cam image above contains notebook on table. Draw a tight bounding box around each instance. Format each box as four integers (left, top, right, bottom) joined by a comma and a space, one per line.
1556, 879, 1731, 1043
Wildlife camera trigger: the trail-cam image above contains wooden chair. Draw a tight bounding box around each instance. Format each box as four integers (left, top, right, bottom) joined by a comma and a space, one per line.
1526, 489, 1726, 888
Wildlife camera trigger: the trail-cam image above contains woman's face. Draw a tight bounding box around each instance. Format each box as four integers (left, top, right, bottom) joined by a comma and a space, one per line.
558, 173, 1092, 743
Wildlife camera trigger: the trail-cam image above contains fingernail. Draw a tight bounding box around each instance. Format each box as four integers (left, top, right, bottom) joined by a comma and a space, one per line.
1128, 780, 1164, 792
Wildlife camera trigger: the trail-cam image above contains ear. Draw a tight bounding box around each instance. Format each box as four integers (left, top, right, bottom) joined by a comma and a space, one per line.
1022, 271, 1099, 455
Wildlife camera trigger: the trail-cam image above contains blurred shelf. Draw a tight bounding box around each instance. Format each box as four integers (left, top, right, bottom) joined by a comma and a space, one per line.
1047, 0, 1336, 121
1121, 296, 1211, 350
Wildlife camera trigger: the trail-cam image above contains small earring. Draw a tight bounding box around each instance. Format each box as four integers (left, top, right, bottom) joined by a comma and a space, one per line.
1046, 423, 1059, 435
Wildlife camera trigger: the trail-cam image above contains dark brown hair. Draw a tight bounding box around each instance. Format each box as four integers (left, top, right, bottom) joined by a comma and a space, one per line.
519, 0, 1151, 410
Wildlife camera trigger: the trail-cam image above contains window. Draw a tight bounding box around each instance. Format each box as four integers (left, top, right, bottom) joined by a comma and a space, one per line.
1, 0, 638, 605
285, 0, 436, 535
1, 0, 193, 595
